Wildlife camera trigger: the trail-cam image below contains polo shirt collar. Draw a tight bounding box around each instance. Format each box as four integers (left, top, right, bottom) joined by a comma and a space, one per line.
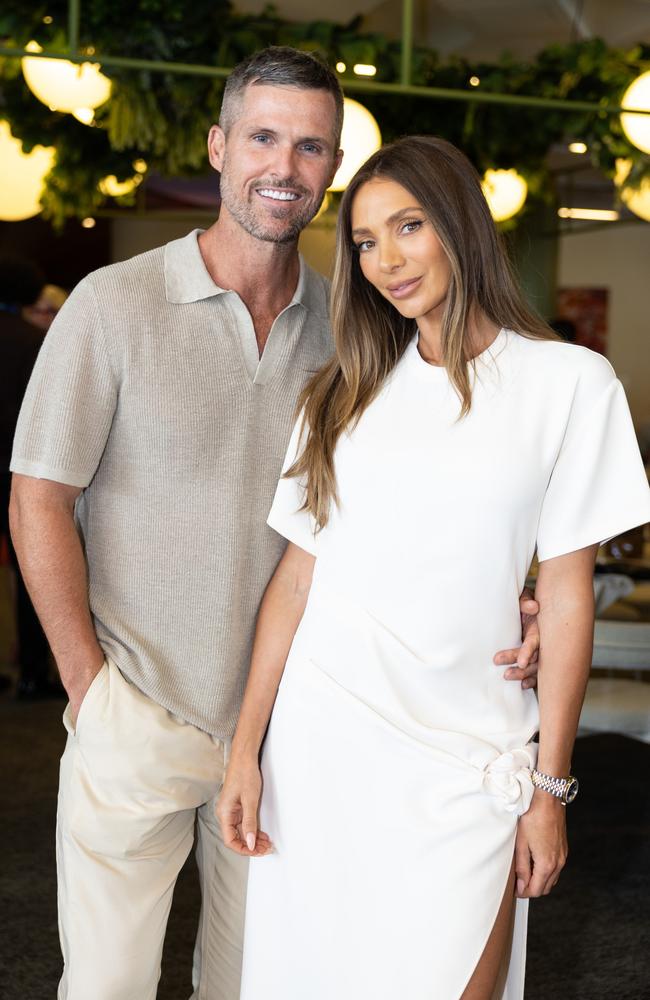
164, 229, 227, 304
164, 229, 326, 315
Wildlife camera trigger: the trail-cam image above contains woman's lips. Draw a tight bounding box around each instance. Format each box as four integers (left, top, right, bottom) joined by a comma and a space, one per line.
386, 276, 422, 299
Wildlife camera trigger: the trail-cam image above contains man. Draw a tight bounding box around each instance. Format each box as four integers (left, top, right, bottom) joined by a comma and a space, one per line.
9, 47, 538, 999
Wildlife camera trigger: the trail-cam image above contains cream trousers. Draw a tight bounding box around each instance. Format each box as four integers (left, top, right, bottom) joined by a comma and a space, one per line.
56, 658, 248, 1000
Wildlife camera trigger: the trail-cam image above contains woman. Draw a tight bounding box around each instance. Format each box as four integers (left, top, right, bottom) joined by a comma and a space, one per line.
218, 137, 650, 999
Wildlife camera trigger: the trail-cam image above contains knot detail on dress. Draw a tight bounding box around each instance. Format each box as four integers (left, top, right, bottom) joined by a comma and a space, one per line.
480, 745, 538, 815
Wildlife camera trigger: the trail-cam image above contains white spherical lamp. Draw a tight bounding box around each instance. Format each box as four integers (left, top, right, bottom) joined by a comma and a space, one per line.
0, 120, 56, 221
22, 41, 112, 114
328, 98, 382, 192
481, 168, 528, 222
620, 71, 650, 156
614, 158, 650, 222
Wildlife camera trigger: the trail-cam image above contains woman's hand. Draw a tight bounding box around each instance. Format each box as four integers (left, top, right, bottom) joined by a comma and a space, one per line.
217, 758, 274, 857
514, 791, 568, 898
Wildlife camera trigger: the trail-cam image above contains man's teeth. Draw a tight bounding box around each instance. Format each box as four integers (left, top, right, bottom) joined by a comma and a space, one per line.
258, 189, 299, 201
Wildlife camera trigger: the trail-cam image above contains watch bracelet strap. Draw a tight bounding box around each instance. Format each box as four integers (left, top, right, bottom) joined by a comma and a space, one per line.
531, 768, 572, 800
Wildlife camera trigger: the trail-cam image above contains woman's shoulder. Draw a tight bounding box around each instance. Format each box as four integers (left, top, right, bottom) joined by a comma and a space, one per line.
505, 330, 617, 396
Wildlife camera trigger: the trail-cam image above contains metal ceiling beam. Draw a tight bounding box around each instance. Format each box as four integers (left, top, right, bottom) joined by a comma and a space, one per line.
401, 0, 413, 87
68, 0, 80, 58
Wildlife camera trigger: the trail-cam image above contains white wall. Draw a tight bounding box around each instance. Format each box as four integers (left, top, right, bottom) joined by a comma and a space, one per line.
558, 222, 650, 426
111, 216, 209, 263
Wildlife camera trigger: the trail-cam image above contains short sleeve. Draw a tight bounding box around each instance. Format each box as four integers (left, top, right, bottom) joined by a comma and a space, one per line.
10, 276, 118, 488
267, 415, 318, 556
536, 361, 650, 562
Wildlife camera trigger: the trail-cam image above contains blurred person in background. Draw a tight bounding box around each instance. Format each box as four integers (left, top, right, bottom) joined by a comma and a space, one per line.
23, 283, 69, 332
0, 252, 54, 698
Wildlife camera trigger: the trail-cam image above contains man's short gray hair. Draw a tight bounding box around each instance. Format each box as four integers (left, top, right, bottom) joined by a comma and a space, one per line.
219, 46, 344, 146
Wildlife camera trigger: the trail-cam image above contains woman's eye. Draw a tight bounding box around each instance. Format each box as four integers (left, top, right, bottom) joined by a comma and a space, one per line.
355, 240, 374, 253
401, 220, 423, 234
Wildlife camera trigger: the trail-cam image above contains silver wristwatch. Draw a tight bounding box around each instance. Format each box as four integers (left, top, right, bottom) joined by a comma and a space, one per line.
531, 768, 579, 805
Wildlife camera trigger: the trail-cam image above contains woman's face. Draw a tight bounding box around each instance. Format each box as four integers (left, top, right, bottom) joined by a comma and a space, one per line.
350, 177, 452, 324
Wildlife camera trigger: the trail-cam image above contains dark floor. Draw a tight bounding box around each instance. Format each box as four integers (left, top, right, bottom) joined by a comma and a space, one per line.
1, 692, 649, 1000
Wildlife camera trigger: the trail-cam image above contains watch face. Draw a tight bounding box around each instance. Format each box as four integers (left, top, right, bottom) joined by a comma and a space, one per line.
565, 777, 579, 804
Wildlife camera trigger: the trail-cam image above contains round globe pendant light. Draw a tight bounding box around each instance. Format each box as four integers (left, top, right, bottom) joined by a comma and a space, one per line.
22, 41, 112, 114
620, 71, 650, 156
481, 168, 528, 222
614, 158, 650, 222
328, 98, 382, 192
0, 120, 56, 221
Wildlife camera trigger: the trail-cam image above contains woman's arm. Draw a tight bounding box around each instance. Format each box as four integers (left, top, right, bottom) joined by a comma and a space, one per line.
515, 543, 598, 898
217, 541, 316, 856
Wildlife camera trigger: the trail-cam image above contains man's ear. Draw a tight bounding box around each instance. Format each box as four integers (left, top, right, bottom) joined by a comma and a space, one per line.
327, 148, 344, 188
207, 124, 227, 172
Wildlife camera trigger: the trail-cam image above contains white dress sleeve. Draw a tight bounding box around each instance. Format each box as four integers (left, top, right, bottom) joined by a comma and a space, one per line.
536, 354, 650, 562
267, 415, 318, 556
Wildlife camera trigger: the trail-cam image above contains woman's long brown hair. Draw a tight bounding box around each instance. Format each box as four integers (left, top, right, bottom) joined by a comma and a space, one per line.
288, 135, 556, 530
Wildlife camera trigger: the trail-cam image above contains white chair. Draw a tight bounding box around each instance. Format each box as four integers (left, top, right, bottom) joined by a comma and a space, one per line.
578, 621, 650, 743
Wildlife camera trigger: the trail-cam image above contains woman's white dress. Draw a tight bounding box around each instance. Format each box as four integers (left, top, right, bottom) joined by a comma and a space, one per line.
240, 330, 650, 1000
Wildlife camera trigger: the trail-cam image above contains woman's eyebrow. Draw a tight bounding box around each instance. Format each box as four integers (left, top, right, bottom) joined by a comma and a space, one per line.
351, 207, 423, 237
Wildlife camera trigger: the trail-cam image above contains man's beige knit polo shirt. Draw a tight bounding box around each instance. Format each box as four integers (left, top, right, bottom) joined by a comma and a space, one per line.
11, 230, 333, 736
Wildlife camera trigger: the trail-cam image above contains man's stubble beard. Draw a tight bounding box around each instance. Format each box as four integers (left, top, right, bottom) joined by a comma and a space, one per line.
218, 162, 326, 245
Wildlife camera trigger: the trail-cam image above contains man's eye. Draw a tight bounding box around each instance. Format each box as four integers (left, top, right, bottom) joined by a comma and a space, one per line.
252, 134, 271, 143
301, 143, 320, 154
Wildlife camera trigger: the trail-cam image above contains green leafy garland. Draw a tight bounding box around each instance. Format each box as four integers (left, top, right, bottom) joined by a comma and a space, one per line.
0, 1, 648, 225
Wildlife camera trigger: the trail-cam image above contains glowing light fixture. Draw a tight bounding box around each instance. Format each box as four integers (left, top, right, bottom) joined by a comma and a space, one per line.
353, 64, 377, 77
72, 107, 95, 125
81, 217, 96, 228
336, 62, 346, 73
614, 158, 650, 222
481, 168, 528, 222
568, 141, 587, 154
22, 41, 112, 114
469, 76, 480, 87
558, 207, 619, 221
620, 70, 650, 155
99, 174, 142, 198
328, 98, 382, 192
0, 120, 55, 221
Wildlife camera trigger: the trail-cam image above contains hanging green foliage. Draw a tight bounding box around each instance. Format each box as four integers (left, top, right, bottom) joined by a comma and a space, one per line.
0, 1, 649, 225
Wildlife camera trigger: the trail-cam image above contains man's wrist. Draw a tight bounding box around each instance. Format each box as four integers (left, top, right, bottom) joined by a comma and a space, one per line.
229, 739, 263, 769
60, 650, 105, 700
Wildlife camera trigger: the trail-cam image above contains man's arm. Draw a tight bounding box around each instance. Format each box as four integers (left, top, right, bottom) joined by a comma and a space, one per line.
9, 473, 104, 722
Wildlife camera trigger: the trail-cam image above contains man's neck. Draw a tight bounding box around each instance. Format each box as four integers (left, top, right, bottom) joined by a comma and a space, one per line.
198, 213, 301, 323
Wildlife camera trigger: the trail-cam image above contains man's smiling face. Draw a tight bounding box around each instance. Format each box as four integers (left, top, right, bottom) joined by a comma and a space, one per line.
210, 83, 342, 244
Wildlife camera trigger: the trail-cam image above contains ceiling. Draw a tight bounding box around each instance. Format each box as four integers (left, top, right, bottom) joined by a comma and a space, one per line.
234, 0, 650, 61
